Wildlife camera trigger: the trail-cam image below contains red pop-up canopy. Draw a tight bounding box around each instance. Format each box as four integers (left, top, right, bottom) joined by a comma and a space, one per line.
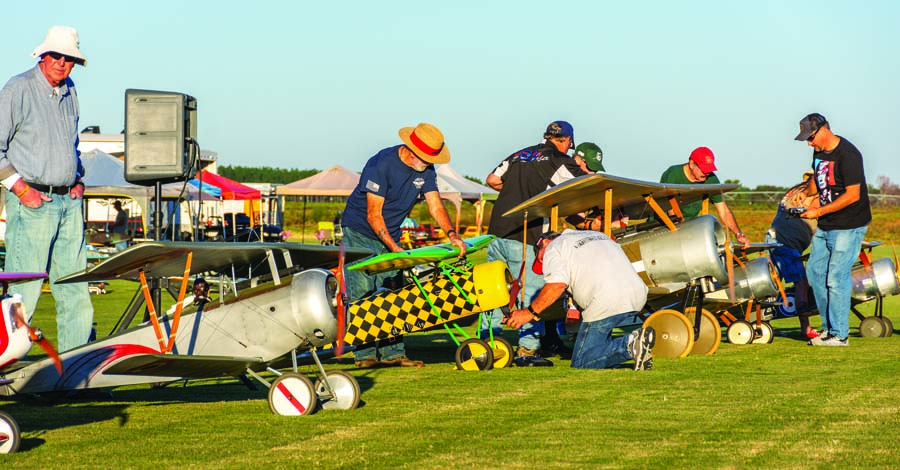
198, 170, 261, 200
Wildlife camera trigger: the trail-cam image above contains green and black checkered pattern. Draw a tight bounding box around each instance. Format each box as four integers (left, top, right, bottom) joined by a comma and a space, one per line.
344, 270, 479, 346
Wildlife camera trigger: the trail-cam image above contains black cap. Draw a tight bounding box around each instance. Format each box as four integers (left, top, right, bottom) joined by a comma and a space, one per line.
794, 113, 828, 141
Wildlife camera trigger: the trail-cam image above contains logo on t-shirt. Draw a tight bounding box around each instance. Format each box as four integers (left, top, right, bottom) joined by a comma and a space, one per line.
813, 159, 834, 204
413, 177, 425, 189
365, 180, 381, 193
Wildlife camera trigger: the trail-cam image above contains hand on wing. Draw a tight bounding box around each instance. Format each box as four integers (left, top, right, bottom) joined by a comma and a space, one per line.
449, 233, 467, 257
70, 181, 85, 199
12, 179, 51, 208
736, 232, 751, 247
502, 309, 533, 329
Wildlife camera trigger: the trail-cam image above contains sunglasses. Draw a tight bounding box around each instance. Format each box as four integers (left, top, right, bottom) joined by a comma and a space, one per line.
46, 52, 76, 63
806, 127, 820, 142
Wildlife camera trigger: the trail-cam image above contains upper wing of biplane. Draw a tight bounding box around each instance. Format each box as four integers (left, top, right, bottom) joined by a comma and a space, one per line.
57, 242, 373, 284
347, 234, 496, 275
501, 173, 739, 222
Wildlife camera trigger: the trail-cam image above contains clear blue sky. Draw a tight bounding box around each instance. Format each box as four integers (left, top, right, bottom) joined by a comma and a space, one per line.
3, 1, 898, 188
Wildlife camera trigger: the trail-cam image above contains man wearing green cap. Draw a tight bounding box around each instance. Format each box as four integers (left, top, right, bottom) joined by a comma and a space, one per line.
574, 142, 604, 173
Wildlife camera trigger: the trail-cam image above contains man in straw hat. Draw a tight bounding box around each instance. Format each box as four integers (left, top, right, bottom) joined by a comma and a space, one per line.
482, 120, 587, 367
0, 26, 93, 351
794, 113, 871, 347
341, 123, 466, 368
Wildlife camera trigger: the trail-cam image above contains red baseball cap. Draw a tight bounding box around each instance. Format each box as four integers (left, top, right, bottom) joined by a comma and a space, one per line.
689, 147, 717, 174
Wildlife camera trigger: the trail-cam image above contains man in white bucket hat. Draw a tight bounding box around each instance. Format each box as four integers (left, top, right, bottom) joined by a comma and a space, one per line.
0, 26, 93, 351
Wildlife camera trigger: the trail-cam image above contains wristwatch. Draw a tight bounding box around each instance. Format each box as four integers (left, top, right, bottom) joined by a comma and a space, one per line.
527, 305, 540, 322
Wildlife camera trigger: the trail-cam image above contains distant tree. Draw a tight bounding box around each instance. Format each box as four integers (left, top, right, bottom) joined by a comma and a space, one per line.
219, 165, 318, 184
464, 175, 486, 185
723, 179, 749, 191
753, 184, 788, 192
877, 175, 900, 195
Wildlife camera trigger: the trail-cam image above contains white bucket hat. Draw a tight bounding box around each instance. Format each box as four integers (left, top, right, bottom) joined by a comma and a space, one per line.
31, 26, 86, 66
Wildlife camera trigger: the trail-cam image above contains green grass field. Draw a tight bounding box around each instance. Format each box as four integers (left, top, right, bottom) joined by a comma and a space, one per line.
2, 241, 899, 467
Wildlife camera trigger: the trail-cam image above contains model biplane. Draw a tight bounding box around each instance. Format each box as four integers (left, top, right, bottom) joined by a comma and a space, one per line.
764, 241, 900, 338
500, 173, 785, 358
345, 234, 513, 371
0, 237, 511, 433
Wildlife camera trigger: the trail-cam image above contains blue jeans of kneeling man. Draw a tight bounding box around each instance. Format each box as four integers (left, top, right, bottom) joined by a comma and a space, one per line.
805, 225, 867, 340
570, 311, 640, 369
479, 237, 544, 351
341, 225, 406, 362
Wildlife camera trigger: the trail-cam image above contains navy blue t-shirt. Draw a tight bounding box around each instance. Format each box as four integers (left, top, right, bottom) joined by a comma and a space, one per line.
342, 145, 438, 243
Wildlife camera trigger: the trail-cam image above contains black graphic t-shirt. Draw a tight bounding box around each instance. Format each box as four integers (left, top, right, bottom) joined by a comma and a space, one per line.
811, 136, 871, 230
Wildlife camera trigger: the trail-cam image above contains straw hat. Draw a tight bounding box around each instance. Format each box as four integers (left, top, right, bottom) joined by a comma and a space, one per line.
32, 26, 86, 66
398, 123, 450, 165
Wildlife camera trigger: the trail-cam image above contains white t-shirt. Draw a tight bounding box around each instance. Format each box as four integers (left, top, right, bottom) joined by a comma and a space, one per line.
541, 230, 648, 322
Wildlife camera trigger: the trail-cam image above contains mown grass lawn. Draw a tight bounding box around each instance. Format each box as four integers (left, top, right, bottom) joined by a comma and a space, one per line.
2, 235, 899, 468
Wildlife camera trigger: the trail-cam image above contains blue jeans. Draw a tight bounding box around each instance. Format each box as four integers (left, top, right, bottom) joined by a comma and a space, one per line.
342, 226, 406, 361
479, 237, 544, 350
6, 192, 94, 351
571, 312, 637, 369
805, 225, 867, 340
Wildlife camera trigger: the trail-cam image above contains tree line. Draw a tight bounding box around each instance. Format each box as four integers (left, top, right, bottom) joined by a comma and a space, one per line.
218, 165, 319, 184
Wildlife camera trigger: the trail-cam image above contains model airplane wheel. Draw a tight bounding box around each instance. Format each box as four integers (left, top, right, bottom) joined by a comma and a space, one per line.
643, 309, 693, 358
0, 411, 20, 454
859, 316, 886, 338
684, 307, 722, 355
752, 321, 775, 344
489, 337, 514, 369
455, 338, 494, 371
881, 317, 894, 337
269, 373, 318, 416
726, 320, 754, 344
314, 370, 360, 411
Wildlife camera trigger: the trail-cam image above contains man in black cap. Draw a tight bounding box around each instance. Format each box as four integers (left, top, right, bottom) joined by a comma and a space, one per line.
794, 113, 870, 347
482, 121, 587, 366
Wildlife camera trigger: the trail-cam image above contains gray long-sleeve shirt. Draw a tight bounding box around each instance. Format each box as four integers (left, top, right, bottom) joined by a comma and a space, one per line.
0, 64, 83, 186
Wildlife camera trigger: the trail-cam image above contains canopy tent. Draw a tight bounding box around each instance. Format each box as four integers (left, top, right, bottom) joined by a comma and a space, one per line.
275, 165, 359, 197
80, 150, 217, 236
435, 164, 496, 233
198, 170, 261, 200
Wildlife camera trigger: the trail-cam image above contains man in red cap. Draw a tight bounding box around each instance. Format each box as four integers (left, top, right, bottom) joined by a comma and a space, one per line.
659, 146, 750, 245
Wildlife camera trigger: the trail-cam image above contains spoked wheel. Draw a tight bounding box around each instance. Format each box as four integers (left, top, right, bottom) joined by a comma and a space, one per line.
859, 316, 887, 338
0, 411, 20, 454
881, 317, 894, 337
684, 307, 722, 355
752, 321, 775, 344
487, 337, 514, 369
268, 373, 317, 416
726, 320, 755, 345
455, 338, 494, 371
643, 309, 694, 358
314, 370, 360, 411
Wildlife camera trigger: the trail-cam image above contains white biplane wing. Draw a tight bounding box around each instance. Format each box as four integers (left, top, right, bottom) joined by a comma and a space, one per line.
58, 242, 373, 283
103, 354, 264, 378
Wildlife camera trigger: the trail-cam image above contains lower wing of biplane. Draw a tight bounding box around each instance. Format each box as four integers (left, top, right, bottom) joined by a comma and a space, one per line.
2, 242, 382, 417
346, 234, 514, 371
500, 173, 783, 358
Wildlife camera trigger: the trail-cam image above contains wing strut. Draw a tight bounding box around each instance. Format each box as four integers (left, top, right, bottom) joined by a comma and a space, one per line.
165, 252, 193, 353
644, 195, 677, 231
138, 269, 167, 353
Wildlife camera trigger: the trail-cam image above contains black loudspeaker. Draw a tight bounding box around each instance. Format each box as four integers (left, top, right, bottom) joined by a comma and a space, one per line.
124, 89, 198, 185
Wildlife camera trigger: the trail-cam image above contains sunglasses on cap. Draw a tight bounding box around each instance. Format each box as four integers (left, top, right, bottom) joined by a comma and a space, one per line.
45, 52, 77, 63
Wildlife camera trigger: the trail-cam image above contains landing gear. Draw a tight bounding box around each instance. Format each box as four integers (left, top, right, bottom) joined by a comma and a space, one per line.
684, 307, 722, 355
859, 316, 888, 338
0, 411, 20, 454
726, 320, 754, 345
488, 337, 514, 369
455, 338, 494, 371
315, 370, 361, 411
268, 373, 317, 416
752, 321, 775, 344
643, 309, 694, 358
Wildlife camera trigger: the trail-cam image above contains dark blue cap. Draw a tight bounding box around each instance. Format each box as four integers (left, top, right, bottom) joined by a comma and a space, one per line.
545, 120, 575, 149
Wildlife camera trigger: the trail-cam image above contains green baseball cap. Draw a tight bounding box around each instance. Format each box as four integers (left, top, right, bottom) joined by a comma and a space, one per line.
574, 142, 604, 172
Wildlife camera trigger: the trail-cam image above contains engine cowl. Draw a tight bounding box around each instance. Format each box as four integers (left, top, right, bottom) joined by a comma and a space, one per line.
852, 258, 900, 301
290, 269, 339, 349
